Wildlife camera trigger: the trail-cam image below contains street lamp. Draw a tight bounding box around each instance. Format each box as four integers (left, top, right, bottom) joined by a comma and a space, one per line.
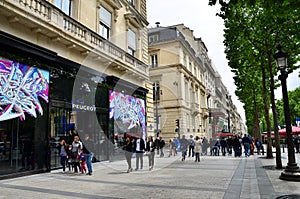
154, 82, 162, 137
274, 45, 300, 181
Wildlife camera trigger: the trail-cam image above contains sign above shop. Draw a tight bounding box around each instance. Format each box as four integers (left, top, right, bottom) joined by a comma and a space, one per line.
72, 103, 96, 111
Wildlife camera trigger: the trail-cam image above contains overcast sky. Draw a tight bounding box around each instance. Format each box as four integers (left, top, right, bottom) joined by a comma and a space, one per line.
147, 0, 300, 123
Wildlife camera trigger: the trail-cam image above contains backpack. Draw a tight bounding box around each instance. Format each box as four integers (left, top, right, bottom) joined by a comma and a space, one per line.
256, 140, 261, 147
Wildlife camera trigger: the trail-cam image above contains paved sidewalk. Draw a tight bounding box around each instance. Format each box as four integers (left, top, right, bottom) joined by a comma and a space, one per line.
0, 150, 300, 199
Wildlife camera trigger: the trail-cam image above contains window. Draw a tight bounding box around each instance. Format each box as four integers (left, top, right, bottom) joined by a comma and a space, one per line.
128, 0, 135, 7
149, 34, 159, 43
150, 54, 158, 68
128, 29, 136, 56
99, 6, 112, 40
54, 0, 72, 16
185, 81, 188, 101
183, 53, 187, 66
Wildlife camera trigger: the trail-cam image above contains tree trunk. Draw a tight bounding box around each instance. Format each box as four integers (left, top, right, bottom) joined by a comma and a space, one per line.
266, 42, 282, 168
261, 63, 273, 158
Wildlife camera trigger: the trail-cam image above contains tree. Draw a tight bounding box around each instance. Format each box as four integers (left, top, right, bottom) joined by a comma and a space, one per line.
208, 0, 300, 167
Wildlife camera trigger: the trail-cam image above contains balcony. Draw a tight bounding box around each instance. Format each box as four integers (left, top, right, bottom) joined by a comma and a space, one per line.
0, 0, 148, 78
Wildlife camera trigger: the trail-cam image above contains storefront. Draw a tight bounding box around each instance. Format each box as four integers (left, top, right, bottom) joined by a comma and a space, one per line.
0, 31, 148, 179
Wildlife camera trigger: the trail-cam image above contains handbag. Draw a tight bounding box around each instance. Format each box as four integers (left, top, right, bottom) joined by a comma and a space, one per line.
144, 151, 150, 156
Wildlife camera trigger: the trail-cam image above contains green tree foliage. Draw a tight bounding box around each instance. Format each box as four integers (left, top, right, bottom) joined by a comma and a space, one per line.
276, 87, 300, 127
208, 0, 300, 161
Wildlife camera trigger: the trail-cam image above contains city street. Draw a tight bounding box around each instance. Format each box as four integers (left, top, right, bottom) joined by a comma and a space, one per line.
1, 149, 300, 199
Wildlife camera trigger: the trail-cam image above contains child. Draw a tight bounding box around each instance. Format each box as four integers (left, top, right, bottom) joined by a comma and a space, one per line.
79, 150, 87, 174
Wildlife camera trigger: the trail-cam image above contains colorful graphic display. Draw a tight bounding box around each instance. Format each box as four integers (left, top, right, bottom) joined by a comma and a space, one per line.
0, 57, 49, 121
109, 90, 146, 136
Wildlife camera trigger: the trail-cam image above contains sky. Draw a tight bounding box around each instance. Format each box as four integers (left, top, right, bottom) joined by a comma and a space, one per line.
147, 0, 300, 123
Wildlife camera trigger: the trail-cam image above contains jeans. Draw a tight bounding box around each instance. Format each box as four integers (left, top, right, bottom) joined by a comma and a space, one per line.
84, 153, 93, 174
148, 152, 155, 168
188, 145, 194, 157
195, 152, 200, 162
243, 143, 250, 156
125, 151, 132, 169
60, 156, 67, 171
136, 152, 143, 169
182, 149, 187, 160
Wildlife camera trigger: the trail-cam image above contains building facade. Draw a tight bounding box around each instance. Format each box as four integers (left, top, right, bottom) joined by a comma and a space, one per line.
0, 0, 150, 179
148, 23, 246, 140
148, 24, 209, 140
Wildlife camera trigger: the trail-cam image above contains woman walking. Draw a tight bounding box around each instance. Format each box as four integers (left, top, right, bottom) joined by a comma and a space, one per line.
194, 136, 202, 162
123, 137, 133, 173
146, 136, 156, 171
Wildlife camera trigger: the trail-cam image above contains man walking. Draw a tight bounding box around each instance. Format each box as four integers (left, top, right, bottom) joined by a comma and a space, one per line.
159, 136, 165, 157
180, 135, 189, 161
134, 134, 145, 170
242, 134, 251, 157
82, 134, 95, 175
188, 135, 195, 157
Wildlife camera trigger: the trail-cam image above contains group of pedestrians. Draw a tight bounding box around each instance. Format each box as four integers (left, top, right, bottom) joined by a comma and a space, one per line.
58, 131, 94, 175
208, 134, 263, 158
123, 134, 166, 173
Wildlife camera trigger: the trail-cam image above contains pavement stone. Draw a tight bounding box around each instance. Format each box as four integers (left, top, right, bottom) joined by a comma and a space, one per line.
0, 148, 299, 199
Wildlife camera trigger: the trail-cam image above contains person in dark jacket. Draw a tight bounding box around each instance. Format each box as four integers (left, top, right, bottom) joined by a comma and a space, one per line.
220, 137, 227, 156
146, 136, 156, 171
123, 137, 133, 173
82, 134, 95, 175
232, 136, 242, 157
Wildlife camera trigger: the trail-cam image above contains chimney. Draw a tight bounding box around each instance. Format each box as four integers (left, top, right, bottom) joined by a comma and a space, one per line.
155, 22, 160, 27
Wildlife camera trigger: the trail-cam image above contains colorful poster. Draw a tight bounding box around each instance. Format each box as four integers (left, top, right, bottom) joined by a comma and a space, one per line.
0, 57, 49, 121
109, 90, 146, 136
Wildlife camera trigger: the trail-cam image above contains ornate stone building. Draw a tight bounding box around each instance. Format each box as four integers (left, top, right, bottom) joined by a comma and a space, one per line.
0, 0, 150, 178
148, 24, 209, 140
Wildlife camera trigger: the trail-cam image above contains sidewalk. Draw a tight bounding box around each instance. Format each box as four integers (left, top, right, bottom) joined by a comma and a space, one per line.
0, 149, 299, 199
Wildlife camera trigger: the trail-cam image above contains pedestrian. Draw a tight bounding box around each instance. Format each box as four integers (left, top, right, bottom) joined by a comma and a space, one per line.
220, 137, 227, 156
293, 136, 299, 153
226, 136, 233, 155
123, 137, 133, 173
82, 134, 95, 175
66, 144, 73, 172
134, 134, 145, 170
180, 135, 189, 161
242, 134, 251, 157
146, 136, 156, 170
173, 137, 179, 155
194, 136, 202, 162
202, 137, 209, 155
159, 136, 165, 157
188, 135, 195, 157
71, 135, 83, 173
255, 138, 262, 155
79, 150, 87, 174
168, 139, 175, 157
232, 135, 242, 157
155, 137, 160, 155
58, 139, 67, 173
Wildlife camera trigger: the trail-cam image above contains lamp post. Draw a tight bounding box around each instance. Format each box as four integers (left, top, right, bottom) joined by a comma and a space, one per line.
274, 45, 300, 181
154, 82, 162, 137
